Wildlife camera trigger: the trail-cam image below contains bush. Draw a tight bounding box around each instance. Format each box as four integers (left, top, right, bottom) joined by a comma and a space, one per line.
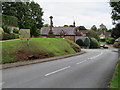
2, 33, 11, 40
113, 42, 120, 48
106, 37, 115, 44
2, 33, 19, 40
84, 37, 90, 47
90, 38, 100, 48
76, 39, 84, 46
13, 29, 19, 34
100, 38, 106, 42
2, 25, 11, 34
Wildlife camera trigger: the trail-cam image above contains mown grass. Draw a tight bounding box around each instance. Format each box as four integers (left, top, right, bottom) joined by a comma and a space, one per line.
110, 60, 120, 88
1, 38, 80, 63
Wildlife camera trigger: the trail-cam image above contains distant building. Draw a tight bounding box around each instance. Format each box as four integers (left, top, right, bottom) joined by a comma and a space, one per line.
41, 16, 111, 42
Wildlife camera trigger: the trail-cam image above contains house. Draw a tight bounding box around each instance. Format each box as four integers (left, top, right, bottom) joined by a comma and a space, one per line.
41, 16, 111, 42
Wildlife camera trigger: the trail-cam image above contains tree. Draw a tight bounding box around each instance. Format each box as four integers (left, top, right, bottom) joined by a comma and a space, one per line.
86, 30, 99, 40
2, 1, 44, 36
78, 26, 86, 30
110, 1, 120, 38
91, 25, 97, 31
111, 24, 120, 38
110, 1, 120, 24
43, 24, 49, 27
98, 24, 107, 31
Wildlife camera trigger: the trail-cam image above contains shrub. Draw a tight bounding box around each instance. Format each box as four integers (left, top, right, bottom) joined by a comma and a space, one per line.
100, 38, 106, 42
2, 25, 11, 34
76, 39, 84, 46
90, 38, 100, 48
113, 42, 120, 48
13, 29, 19, 34
84, 37, 90, 47
2, 33, 19, 40
106, 37, 115, 44
2, 33, 11, 40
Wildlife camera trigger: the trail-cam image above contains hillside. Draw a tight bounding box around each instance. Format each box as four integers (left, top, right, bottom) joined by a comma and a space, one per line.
2, 38, 81, 64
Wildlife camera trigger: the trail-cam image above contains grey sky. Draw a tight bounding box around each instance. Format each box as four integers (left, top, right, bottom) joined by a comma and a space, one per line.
35, 0, 113, 29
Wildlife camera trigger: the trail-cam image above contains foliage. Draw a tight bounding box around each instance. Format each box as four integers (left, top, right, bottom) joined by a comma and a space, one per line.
113, 42, 120, 48
110, 1, 120, 24
2, 25, 11, 34
33, 29, 41, 37
110, 1, 120, 38
64, 25, 69, 27
83, 37, 90, 47
106, 37, 115, 44
2, 14, 18, 26
13, 29, 19, 34
89, 38, 100, 48
91, 25, 97, 31
76, 39, 84, 46
1, 38, 80, 63
111, 23, 120, 39
78, 26, 87, 30
98, 24, 107, 31
86, 30, 100, 40
2, 1, 44, 36
43, 24, 49, 27
2, 33, 19, 40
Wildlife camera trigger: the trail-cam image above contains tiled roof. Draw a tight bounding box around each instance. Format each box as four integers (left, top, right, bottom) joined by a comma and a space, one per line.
41, 27, 76, 35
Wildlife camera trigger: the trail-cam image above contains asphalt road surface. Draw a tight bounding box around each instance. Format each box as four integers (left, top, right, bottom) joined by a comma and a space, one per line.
2, 49, 118, 88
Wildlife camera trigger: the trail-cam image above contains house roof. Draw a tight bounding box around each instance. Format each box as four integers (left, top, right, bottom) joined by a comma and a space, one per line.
115, 37, 120, 42
41, 27, 76, 35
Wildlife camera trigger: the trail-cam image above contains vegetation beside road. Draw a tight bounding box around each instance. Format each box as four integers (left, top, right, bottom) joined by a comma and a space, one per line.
1, 38, 81, 64
110, 60, 120, 88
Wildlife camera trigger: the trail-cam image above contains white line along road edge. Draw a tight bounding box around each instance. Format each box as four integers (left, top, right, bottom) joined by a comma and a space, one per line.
45, 66, 71, 76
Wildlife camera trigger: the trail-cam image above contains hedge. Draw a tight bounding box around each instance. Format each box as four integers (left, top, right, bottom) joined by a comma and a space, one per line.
90, 38, 100, 48
84, 37, 90, 47
76, 39, 84, 46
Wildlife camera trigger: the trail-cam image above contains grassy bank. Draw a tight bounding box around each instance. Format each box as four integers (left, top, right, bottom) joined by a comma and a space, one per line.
110, 60, 120, 88
1, 38, 81, 64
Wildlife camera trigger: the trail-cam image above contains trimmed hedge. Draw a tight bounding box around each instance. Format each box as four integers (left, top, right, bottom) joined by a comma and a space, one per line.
76, 39, 84, 46
84, 37, 90, 47
90, 38, 100, 48
2, 14, 18, 26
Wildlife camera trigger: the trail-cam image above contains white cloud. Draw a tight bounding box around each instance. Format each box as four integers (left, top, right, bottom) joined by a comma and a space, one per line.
35, 0, 113, 29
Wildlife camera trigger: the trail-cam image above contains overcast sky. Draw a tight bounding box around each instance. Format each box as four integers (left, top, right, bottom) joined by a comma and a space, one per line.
34, 0, 113, 29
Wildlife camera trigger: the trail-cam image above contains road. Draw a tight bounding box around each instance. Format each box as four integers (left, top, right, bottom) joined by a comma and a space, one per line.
2, 49, 118, 88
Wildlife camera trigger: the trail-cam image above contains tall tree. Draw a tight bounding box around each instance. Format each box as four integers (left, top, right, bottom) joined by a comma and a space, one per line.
91, 25, 97, 31
2, 1, 43, 36
98, 24, 107, 31
110, 1, 120, 38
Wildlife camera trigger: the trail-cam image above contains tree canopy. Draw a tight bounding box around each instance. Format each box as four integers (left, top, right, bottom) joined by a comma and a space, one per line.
91, 25, 97, 31
110, 1, 120, 38
2, 1, 44, 36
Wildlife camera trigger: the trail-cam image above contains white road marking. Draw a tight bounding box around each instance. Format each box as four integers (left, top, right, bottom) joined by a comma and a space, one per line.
45, 66, 71, 76
76, 60, 87, 64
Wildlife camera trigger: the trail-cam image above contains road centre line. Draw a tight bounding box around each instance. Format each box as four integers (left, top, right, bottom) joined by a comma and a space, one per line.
45, 66, 71, 76
76, 60, 87, 64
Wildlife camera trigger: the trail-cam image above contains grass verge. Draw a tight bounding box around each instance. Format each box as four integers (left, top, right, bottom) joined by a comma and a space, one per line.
110, 60, 120, 88
1, 38, 81, 64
